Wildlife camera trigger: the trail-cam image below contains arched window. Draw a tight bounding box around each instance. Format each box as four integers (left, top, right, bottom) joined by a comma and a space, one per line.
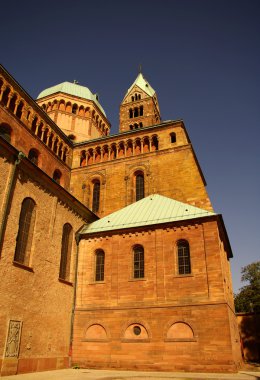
2, 87, 10, 106
72, 104, 78, 114
133, 245, 144, 279
129, 109, 133, 118
95, 249, 105, 281
92, 180, 100, 213
80, 150, 86, 166
14, 198, 36, 266
28, 149, 39, 166
177, 240, 191, 275
53, 169, 62, 184
134, 107, 138, 117
136, 172, 144, 201
170, 132, 176, 143
9, 94, 17, 113
140, 105, 143, 116
16, 101, 24, 119
0, 123, 11, 143
59, 223, 73, 281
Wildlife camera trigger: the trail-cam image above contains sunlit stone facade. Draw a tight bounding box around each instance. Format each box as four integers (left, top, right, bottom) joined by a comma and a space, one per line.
0, 64, 242, 375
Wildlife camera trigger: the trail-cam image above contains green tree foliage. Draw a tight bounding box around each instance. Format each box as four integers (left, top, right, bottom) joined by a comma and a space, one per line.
234, 261, 260, 313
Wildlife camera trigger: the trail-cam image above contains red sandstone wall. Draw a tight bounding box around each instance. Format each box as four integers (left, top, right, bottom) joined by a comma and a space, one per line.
0, 154, 86, 376
73, 220, 242, 371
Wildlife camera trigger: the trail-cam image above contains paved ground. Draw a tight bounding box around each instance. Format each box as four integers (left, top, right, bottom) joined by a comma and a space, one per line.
1, 369, 260, 380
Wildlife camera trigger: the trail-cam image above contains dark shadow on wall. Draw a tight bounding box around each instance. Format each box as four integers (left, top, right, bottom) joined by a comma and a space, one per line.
237, 313, 260, 364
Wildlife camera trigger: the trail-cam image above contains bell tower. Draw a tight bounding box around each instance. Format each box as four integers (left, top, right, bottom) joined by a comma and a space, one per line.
119, 73, 161, 133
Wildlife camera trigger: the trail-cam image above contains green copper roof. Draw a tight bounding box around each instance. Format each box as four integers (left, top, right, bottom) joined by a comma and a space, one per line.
126, 73, 156, 97
37, 81, 106, 116
80, 194, 216, 234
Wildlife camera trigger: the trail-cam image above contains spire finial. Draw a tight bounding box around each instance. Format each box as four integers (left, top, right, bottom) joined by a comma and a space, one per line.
139, 64, 142, 74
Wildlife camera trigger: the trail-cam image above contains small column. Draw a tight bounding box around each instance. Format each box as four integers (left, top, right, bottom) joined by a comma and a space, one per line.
41, 126, 46, 141
149, 137, 152, 152
6, 92, 13, 108
21, 106, 28, 123
65, 151, 69, 164
14, 99, 20, 114
35, 121, 41, 135
51, 136, 56, 150
46, 130, 51, 145
61, 147, 66, 161
141, 138, 144, 154
0, 85, 6, 101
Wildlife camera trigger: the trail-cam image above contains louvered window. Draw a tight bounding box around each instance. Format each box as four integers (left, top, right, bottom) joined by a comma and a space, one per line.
95, 250, 105, 281
177, 240, 191, 275
92, 181, 100, 213
136, 173, 144, 201
14, 198, 36, 266
133, 245, 144, 279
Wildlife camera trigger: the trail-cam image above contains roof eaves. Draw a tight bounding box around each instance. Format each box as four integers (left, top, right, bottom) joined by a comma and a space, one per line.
80, 213, 218, 237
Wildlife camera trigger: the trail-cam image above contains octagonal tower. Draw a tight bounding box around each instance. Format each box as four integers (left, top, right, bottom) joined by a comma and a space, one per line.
37, 81, 110, 142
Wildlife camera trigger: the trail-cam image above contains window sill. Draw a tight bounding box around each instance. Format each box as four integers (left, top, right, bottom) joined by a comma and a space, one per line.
173, 274, 194, 278
128, 278, 146, 282
89, 281, 106, 285
58, 278, 73, 286
13, 261, 34, 272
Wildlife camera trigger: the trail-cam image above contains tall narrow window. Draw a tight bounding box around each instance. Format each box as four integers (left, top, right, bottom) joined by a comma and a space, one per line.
136, 173, 144, 201
72, 104, 78, 114
14, 198, 36, 266
92, 181, 100, 213
95, 250, 105, 281
177, 240, 191, 275
170, 132, 176, 143
133, 245, 144, 279
59, 223, 73, 281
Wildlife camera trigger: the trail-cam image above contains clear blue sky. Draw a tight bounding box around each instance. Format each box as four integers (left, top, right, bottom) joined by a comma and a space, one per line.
1, 0, 259, 292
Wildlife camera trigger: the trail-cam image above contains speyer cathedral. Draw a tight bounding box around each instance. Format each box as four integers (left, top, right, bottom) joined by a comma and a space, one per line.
0, 64, 242, 376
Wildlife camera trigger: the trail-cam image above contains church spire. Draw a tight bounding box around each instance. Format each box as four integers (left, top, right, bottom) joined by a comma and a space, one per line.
119, 73, 161, 133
